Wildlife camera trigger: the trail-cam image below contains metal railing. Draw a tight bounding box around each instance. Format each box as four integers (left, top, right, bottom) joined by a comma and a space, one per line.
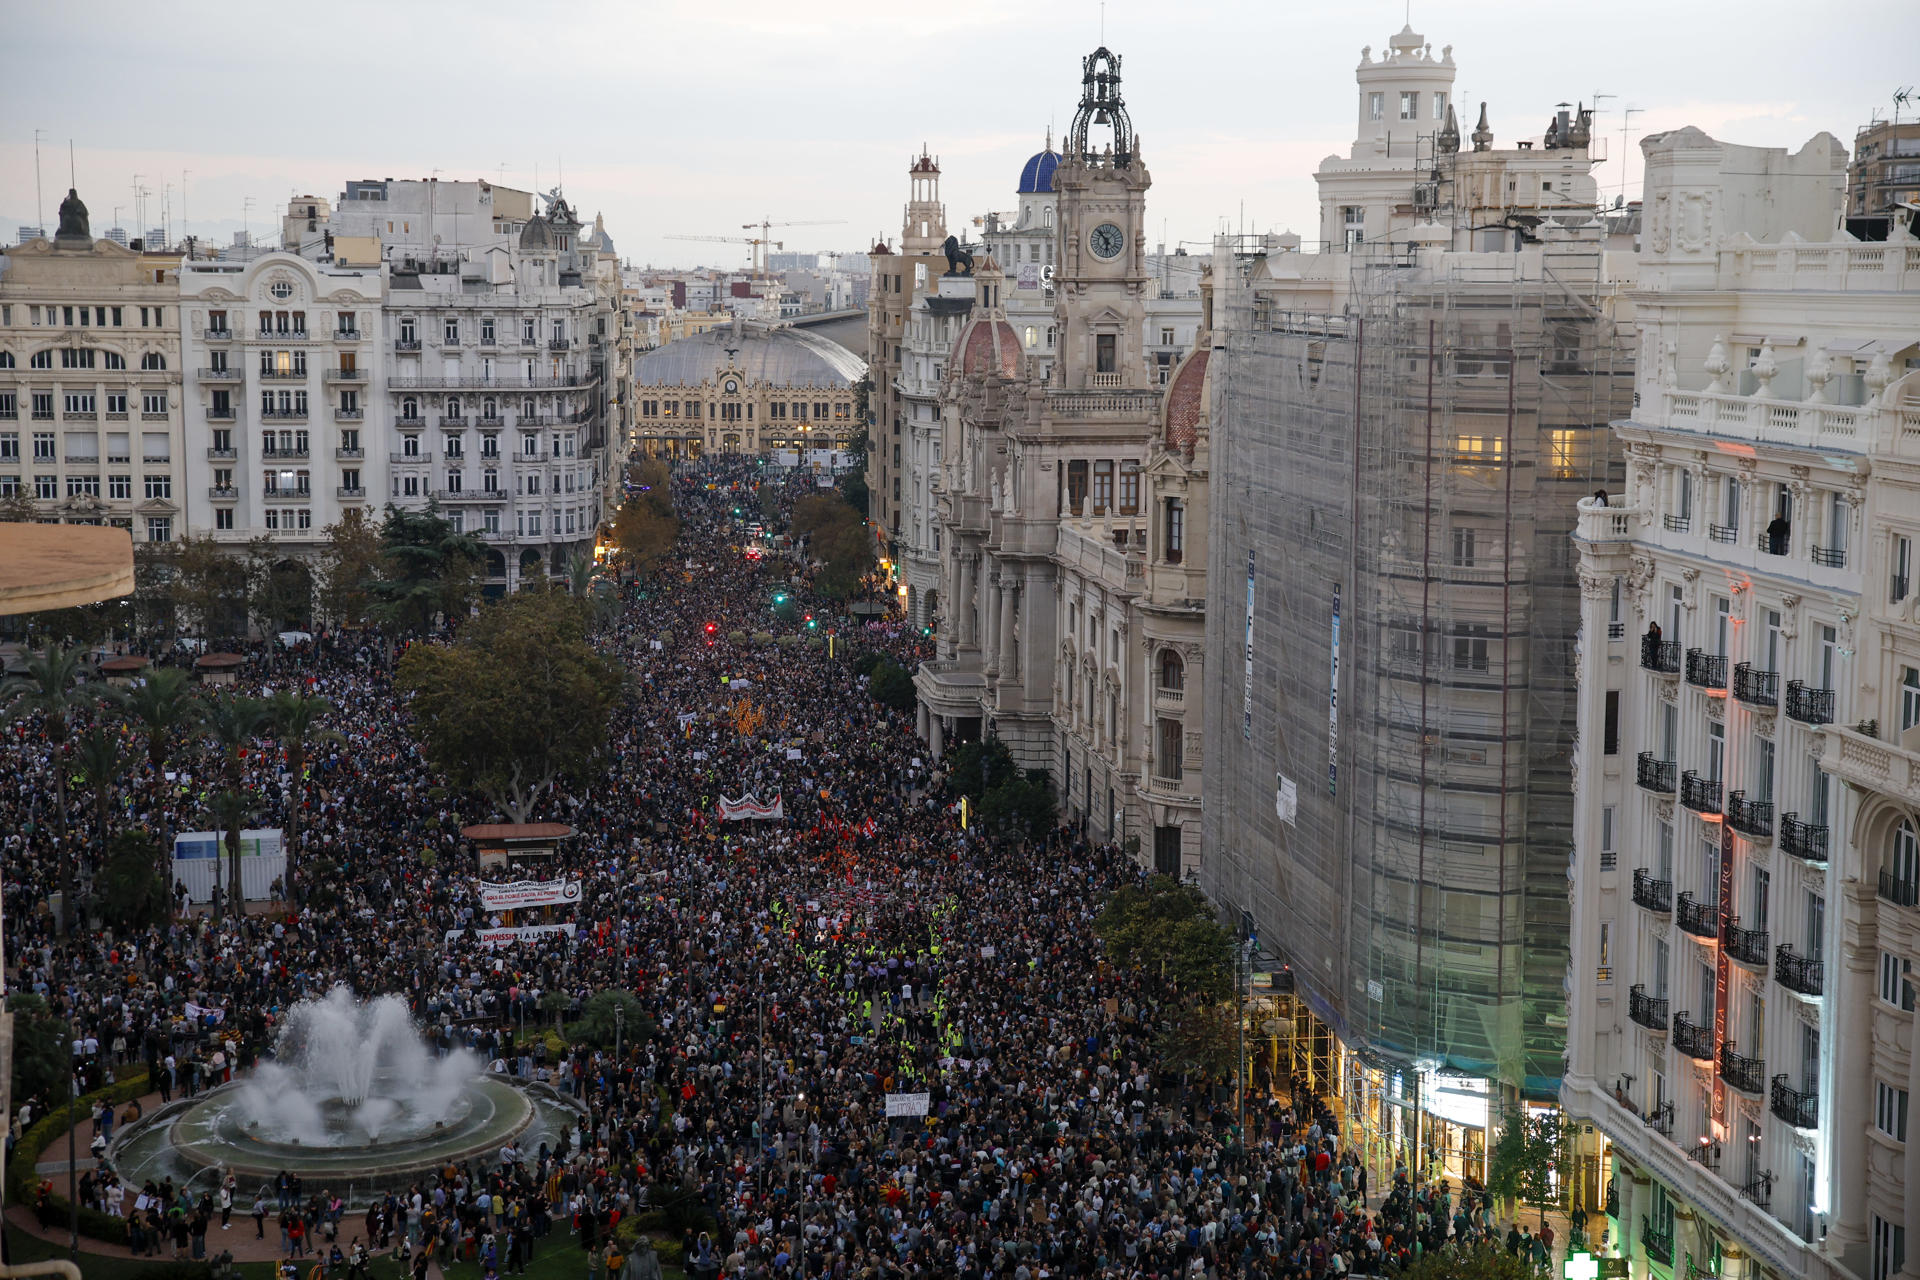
1663, 514, 1691, 533
1720, 1044, 1765, 1095
207, 486, 236, 499
1725, 921, 1768, 966
1636, 752, 1676, 793
1643, 1217, 1674, 1266
324, 369, 366, 382
1673, 1014, 1713, 1060
197, 367, 243, 381
205, 447, 236, 459
1775, 945, 1823, 996
336, 486, 366, 499
1628, 984, 1669, 1031
390, 451, 433, 464
1811, 544, 1847, 568
1686, 648, 1728, 689
1742, 1172, 1773, 1210
1632, 869, 1673, 914
1709, 522, 1739, 543
334, 408, 364, 421
1680, 771, 1722, 814
1785, 680, 1834, 724
1644, 1100, 1674, 1137
1879, 868, 1920, 908
260, 446, 308, 459
1759, 527, 1789, 555
1732, 663, 1779, 707
261, 486, 312, 499
1727, 791, 1773, 839
1676, 892, 1719, 938
1642, 637, 1682, 674
1779, 814, 1829, 863
335, 447, 364, 460
1770, 1075, 1817, 1129
395, 339, 423, 351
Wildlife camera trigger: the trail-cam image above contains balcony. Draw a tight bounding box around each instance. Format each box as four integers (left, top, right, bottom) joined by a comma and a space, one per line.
206, 407, 236, 422
207, 486, 237, 500
1628, 984, 1669, 1032
1785, 680, 1834, 724
1686, 1138, 1722, 1171
336, 486, 366, 500
334, 408, 364, 421
205, 447, 236, 460
395, 339, 423, 352
548, 338, 571, 351
1636, 752, 1677, 794
1779, 814, 1829, 864
259, 368, 308, 382
1676, 891, 1719, 939
334, 329, 362, 342
335, 447, 365, 461
390, 451, 433, 464
1742, 1173, 1773, 1210
1685, 648, 1727, 690
262, 487, 312, 500
1632, 869, 1673, 914
1719, 1044, 1765, 1096
1775, 945, 1823, 997
324, 369, 366, 383
1770, 1075, 1818, 1129
1725, 921, 1768, 967
1643, 1100, 1675, 1138
1810, 544, 1847, 568
1709, 522, 1739, 543
1732, 663, 1779, 708
1727, 791, 1773, 839
255, 327, 309, 340
1879, 868, 1920, 908
1680, 770, 1722, 815
198, 367, 243, 383
202, 326, 233, 340
1643, 1218, 1674, 1267
1673, 1014, 1712, 1060
260, 409, 308, 422
1641, 637, 1682, 674
261, 446, 309, 460
1663, 514, 1691, 533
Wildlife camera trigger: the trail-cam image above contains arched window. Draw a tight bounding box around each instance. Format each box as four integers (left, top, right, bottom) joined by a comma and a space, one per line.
29, 350, 52, 370
401, 397, 418, 420
0, 352, 12, 369
445, 396, 460, 416
1159, 649, 1185, 691
483, 398, 497, 419
140, 352, 167, 371
1890, 820, 1919, 903
103, 351, 126, 370
1043, 206, 1054, 229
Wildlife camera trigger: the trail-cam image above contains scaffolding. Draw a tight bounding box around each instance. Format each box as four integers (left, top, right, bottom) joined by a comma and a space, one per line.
1204, 214, 1634, 1119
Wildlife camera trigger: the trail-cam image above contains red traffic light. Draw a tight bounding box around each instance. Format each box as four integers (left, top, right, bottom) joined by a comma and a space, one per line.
704, 623, 717, 635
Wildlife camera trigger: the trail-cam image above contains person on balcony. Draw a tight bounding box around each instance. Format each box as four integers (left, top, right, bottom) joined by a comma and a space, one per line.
1766, 511, 1790, 554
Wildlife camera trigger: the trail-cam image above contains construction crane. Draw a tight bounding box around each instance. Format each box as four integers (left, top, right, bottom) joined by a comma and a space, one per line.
742, 218, 847, 273
665, 233, 777, 272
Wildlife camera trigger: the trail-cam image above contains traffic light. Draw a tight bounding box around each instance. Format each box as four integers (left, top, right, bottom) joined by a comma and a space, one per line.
773, 593, 788, 606
704, 622, 718, 646
805, 614, 816, 629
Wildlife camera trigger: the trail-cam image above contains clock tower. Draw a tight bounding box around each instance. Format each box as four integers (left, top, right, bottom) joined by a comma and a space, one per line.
1052, 47, 1152, 391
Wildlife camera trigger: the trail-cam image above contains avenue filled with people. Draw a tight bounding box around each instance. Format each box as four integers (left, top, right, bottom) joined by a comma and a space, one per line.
4, 460, 1535, 1279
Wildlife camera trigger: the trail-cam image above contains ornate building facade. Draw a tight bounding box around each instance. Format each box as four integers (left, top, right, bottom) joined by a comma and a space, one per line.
914, 48, 1208, 872
631, 318, 863, 460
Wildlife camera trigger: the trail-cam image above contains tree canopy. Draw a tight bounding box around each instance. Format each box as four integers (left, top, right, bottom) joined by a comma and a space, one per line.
368, 502, 484, 632
398, 591, 624, 822
792, 492, 873, 599
1096, 875, 1236, 1002
317, 507, 384, 626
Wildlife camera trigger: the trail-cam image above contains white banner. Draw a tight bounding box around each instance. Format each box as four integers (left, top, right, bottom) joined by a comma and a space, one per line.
719, 793, 785, 821
184, 1002, 226, 1024
445, 922, 579, 949
477, 879, 582, 911
884, 1092, 931, 1117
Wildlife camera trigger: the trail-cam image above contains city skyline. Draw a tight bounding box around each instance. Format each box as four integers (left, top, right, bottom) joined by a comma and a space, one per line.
3, 0, 1911, 266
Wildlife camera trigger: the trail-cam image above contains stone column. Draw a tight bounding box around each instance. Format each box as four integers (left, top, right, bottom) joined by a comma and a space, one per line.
960, 555, 978, 648
1902, 949, 1920, 1280
981, 566, 1000, 673
916, 702, 929, 742
999, 580, 1018, 681
929, 716, 944, 761
1617, 1168, 1645, 1279
1826, 889, 1876, 1255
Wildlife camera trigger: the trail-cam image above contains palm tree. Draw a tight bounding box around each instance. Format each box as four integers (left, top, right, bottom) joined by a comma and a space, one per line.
72, 723, 132, 870
110, 666, 201, 922
200, 694, 268, 913
565, 551, 598, 596
265, 690, 339, 903
203, 789, 255, 924
1, 644, 105, 934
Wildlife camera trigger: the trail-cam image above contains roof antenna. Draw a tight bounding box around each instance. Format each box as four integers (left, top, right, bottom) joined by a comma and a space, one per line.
68, 139, 76, 189
1099, 0, 1104, 44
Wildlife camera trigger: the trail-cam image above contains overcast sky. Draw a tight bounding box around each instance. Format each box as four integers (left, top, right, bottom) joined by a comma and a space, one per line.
2, 0, 1914, 270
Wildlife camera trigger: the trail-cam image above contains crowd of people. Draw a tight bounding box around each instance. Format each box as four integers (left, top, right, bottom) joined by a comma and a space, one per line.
3, 458, 1568, 1278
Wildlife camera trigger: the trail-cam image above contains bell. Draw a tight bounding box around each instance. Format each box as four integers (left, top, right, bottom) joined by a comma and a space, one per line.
1093, 108, 1110, 125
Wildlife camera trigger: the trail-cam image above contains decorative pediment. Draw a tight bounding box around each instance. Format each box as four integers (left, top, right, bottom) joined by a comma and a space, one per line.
136, 498, 181, 517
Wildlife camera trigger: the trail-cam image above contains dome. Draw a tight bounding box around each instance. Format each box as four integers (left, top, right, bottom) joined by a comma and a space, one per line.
1017, 149, 1060, 195
955, 316, 1023, 379
633, 323, 866, 389
519, 213, 555, 252
1163, 349, 1211, 452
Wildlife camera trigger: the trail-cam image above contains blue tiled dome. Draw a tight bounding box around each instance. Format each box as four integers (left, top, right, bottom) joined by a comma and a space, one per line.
1017, 149, 1060, 194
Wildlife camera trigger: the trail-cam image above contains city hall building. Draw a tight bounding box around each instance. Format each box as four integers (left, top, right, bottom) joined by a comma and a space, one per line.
631, 317, 863, 459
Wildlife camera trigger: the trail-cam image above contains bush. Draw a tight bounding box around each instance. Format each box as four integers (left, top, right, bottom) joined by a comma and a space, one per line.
751, 631, 774, 646
726, 630, 747, 644
574, 991, 654, 1050
847, 650, 884, 678
9, 1070, 150, 1244
868, 659, 916, 712
776, 635, 800, 647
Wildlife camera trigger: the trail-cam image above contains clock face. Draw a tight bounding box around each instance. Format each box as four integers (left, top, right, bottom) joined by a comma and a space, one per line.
724, 380, 738, 393
1089, 222, 1125, 260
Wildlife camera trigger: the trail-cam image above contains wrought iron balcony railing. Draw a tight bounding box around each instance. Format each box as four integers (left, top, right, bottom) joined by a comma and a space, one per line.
1672, 1014, 1713, 1060
1628, 984, 1669, 1032
1632, 869, 1673, 914
1785, 680, 1834, 724
1686, 648, 1728, 689
1770, 1075, 1817, 1129
1676, 892, 1719, 938
1642, 637, 1682, 674
1725, 921, 1768, 967
1879, 868, 1920, 908
1727, 791, 1773, 839
1720, 1044, 1765, 1095
1775, 945, 1823, 996
1643, 1218, 1674, 1267
1779, 814, 1829, 864
1732, 662, 1779, 708
1636, 752, 1677, 794
1681, 771, 1722, 815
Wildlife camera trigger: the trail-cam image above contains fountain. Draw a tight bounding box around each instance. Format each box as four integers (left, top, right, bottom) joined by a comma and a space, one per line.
110, 988, 582, 1205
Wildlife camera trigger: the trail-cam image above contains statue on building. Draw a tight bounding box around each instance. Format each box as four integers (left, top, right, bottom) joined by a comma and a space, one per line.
942, 236, 974, 276
54, 187, 91, 246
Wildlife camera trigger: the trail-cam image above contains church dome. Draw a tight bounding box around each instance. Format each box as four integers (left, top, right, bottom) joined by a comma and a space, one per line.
1163, 349, 1211, 452
955, 316, 1023, 379
1016, 149, 1060, 194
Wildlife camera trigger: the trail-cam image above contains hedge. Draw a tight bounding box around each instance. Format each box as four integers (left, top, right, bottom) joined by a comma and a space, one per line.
9, 1070, 151, 1245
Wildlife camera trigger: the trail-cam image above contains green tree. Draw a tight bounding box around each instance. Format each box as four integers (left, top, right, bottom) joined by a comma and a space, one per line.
945, 736, 1019, 803
265, 690, 339, 901
840, 471, 870, 519
1392, 1245, 1539, 1280
166, 532, 252, 638
71, 723, 132, 865
316, 507, 384, 626
609, 491, 679, 581
0, 488, 42, 522
1153, 1003, 1239, 1082
792, 492, 873, 600
6, 993, 69, 1111
1, 644, 106, 935
1486, 1107, 1578, 1227
203, 789, 256, 922
977, 775, 1057, 844
867, 659, 917, 712
98, 828, 171, 932
1096, 875, 1236, 1002
200, 695, 268, 916
110, 665, 200, 922
368, 502, 484, 632
398, 591, 624, 822
575, 991, 656, 1051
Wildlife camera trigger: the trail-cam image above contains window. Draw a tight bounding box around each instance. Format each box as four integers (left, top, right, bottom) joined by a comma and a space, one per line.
1604, 690, 1620, 755
1452, 625, 1490, 672
63, 393, 96, 415
1095, 334, 1116, 374
31, 393, 52, 420
1091, 460, 1113, 514
1872, 1216, 1906, 1280
1400, 91, 1418, 120
214, 508, 234, 531
1453, 434, 1503, 463
144, 474, 171, 500
35, 474, 55, 500
1118, 461, 1140, 515
1452, 527, 1476, 566
65, 475, 99, 498
142, 393, 166, 415
1368, 92, 1384, 121
1894, 534, 1913, 603
1, 433, 20, 462
140, 352, 166, 371
1433, 91, 1448, 120
29, 350, 51, 370
102, 351, 125, 370
1165, 498, 1184, 564
145, 516, 171, 543
522, 433, 539, 458
1159, 650, 1185, 691
32, 433, 54, 461
1156, 717, 1184, 781
1881, 951, 1916, 1011
1902, 667, 1920, 733
1872, 1081, 1912, 1147
481, 318, 495, 344
444, 318, 459, 345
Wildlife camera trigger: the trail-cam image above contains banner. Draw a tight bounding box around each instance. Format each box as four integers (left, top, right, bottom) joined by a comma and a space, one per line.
184, 1002, 225, 1024
884, 1092, 931, 1117
445, 922, 579, 949
476, 879, 581, 912
719, 793, 785, 821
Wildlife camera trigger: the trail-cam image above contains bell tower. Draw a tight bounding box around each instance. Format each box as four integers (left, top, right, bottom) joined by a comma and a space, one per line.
901, 149, 946, 256
1052, 48, 1152, 390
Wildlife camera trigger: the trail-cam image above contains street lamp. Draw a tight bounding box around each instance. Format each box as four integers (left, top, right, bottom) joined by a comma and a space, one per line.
67, 1070, 79, 1261
614, 1003, 625, 1061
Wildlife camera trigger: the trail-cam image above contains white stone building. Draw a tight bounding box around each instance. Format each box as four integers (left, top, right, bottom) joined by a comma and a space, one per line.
897, 269, 978, 630
1564, 126, 1920, 1280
